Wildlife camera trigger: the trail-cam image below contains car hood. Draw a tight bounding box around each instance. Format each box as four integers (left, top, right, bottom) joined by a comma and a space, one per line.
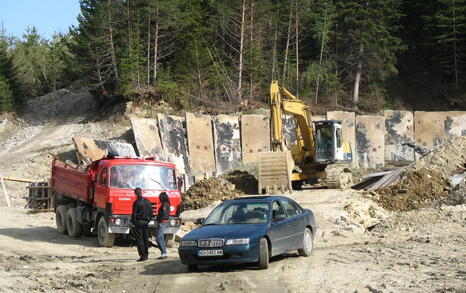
183, 224, 268, 241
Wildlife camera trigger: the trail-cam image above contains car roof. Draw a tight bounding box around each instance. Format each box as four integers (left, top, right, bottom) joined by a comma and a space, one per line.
226, 195, 292, 203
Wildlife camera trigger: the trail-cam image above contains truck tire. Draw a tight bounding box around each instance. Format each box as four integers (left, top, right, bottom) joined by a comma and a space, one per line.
298, 228, 313, 257
66, 208, 82, 237
257, 237, 269, 269
56, 205, 68, 234
97, 216, 116, 247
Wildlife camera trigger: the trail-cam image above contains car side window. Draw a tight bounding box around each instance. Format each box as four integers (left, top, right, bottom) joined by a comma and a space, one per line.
272, 201, 286, 220
281, 200, 302, 217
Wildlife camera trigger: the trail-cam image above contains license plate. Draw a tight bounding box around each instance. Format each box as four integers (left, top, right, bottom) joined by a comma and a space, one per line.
198, 249, 223, 257
149, 220, 155, 225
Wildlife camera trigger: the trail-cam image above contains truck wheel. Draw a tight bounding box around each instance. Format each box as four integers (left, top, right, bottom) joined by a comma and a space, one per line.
97, 217, 116, 247
56, 205, 68, 234
164, 234, 176, 248
66, 208, 82, 237
298, 228, 313, 257
257, 237, 269, 269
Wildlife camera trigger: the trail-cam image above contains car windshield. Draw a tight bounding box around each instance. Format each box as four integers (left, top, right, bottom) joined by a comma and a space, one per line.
203, 202, 270, 225
109, 165, 176, 190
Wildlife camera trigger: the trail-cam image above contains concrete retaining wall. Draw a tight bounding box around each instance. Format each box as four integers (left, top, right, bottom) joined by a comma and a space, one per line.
384, 110, 414, 162
356, 116, 385, 169
129, 110, 466, 178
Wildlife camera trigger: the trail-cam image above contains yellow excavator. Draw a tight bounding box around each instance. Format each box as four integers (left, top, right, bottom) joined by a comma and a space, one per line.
258, 81, 353, 194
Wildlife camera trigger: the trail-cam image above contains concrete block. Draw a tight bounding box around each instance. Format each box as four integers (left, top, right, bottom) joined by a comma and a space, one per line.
130, 117, 165, 159
414, 112, 448, 147
445, 112, 466, 138
327, 111, 357, 167
384, 110, 414, 162
241, 114, 270, 164
157, 114, 191, 175
356, 115, 385, 169
213, 115, 242, 175
185, 113, 216, 175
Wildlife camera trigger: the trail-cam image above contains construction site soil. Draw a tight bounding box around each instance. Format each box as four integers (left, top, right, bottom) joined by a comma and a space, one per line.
371, 136, 466, 212
0, 87, 464, 292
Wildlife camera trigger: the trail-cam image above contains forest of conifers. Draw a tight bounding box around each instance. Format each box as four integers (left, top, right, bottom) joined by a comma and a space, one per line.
0, 0, 465, 113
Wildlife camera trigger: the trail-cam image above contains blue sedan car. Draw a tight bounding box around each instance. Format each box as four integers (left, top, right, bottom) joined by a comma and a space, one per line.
178, 196, 317, 270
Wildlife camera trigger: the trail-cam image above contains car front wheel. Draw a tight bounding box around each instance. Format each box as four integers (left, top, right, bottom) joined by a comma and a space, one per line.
257, 237, 269, 269
298, 228, 313, 257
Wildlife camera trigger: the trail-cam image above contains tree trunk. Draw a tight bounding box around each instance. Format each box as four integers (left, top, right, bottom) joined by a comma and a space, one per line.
249, 0, 254, 101
194, 41, 203, 100
452, 0, 459, 89
152, 5, 159, 86
237, 0, 246, 102
352, 44, 363, 110
271, 10, 278, 81
315, 3, 328, 104
146, 6, 151, 85
282, 5, 293, 84
295, 2, 299, 98
107, 0, 119, 82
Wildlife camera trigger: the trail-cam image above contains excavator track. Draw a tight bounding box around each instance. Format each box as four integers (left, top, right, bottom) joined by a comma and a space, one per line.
325, 166, 353, 189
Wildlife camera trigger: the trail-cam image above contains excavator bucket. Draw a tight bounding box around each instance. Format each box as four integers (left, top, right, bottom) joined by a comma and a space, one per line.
258, 151, 294, 194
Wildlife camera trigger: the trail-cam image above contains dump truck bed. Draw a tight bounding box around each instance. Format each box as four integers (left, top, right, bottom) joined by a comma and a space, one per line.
51, 160, 91, 203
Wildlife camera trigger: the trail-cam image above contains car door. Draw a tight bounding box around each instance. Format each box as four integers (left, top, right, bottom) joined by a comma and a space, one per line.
280, 199, 305, 249
268, 200, 295, 256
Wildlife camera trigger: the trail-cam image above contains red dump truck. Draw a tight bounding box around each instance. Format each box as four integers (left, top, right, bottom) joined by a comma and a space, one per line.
51, 155, 182, 247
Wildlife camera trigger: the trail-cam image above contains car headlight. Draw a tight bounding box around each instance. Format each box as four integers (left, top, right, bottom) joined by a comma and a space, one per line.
180, 240, 197, 247
115, 218, 122, 225
225, 238, 249, 245
169, 219, 176, 226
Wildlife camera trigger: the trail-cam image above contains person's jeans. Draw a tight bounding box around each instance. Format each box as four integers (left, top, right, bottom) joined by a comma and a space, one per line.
156, 222, 167, 256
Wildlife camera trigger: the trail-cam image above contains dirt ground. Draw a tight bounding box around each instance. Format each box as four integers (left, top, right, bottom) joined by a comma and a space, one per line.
0, 189, 465, 293
0, 88, 465, 292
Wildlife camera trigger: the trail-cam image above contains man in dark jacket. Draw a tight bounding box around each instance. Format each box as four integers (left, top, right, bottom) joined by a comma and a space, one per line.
131, 187, 153, 261
156, 192, 170, 259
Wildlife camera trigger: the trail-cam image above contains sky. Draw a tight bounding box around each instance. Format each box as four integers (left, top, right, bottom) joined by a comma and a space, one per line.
0, 0, 81, 40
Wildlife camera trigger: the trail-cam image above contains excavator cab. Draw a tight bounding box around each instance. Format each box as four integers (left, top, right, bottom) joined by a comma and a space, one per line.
314, 121, 352, 163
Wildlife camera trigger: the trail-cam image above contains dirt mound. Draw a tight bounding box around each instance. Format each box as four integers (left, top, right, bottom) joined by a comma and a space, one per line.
409, 136, 466, 174
371, 137, 466, 212
222, 170, 258, 194
183, 177, 244, 210
374, 169, 449, 212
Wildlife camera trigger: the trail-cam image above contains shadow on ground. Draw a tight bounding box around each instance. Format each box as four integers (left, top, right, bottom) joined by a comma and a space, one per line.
140, 253, 300, 275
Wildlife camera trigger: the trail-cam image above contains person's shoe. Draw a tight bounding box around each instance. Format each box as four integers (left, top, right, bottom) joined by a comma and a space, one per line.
137, 257, 148, 262
157, 255, 168, 260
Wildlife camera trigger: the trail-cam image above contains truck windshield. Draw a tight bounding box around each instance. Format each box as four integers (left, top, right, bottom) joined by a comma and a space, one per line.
109, 165, 176, 190
203, 202, 270, 225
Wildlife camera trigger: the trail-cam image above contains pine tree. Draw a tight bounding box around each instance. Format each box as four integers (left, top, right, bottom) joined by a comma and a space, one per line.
433, 0, 466, 88
335, 0, 405, 109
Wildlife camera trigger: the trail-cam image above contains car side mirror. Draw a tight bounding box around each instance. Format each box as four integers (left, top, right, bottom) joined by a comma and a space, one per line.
273, 213, 286, 222
196, 218, 205, 225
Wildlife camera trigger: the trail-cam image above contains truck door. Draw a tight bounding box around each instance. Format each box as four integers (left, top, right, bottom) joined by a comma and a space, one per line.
94, 167, 110, 209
